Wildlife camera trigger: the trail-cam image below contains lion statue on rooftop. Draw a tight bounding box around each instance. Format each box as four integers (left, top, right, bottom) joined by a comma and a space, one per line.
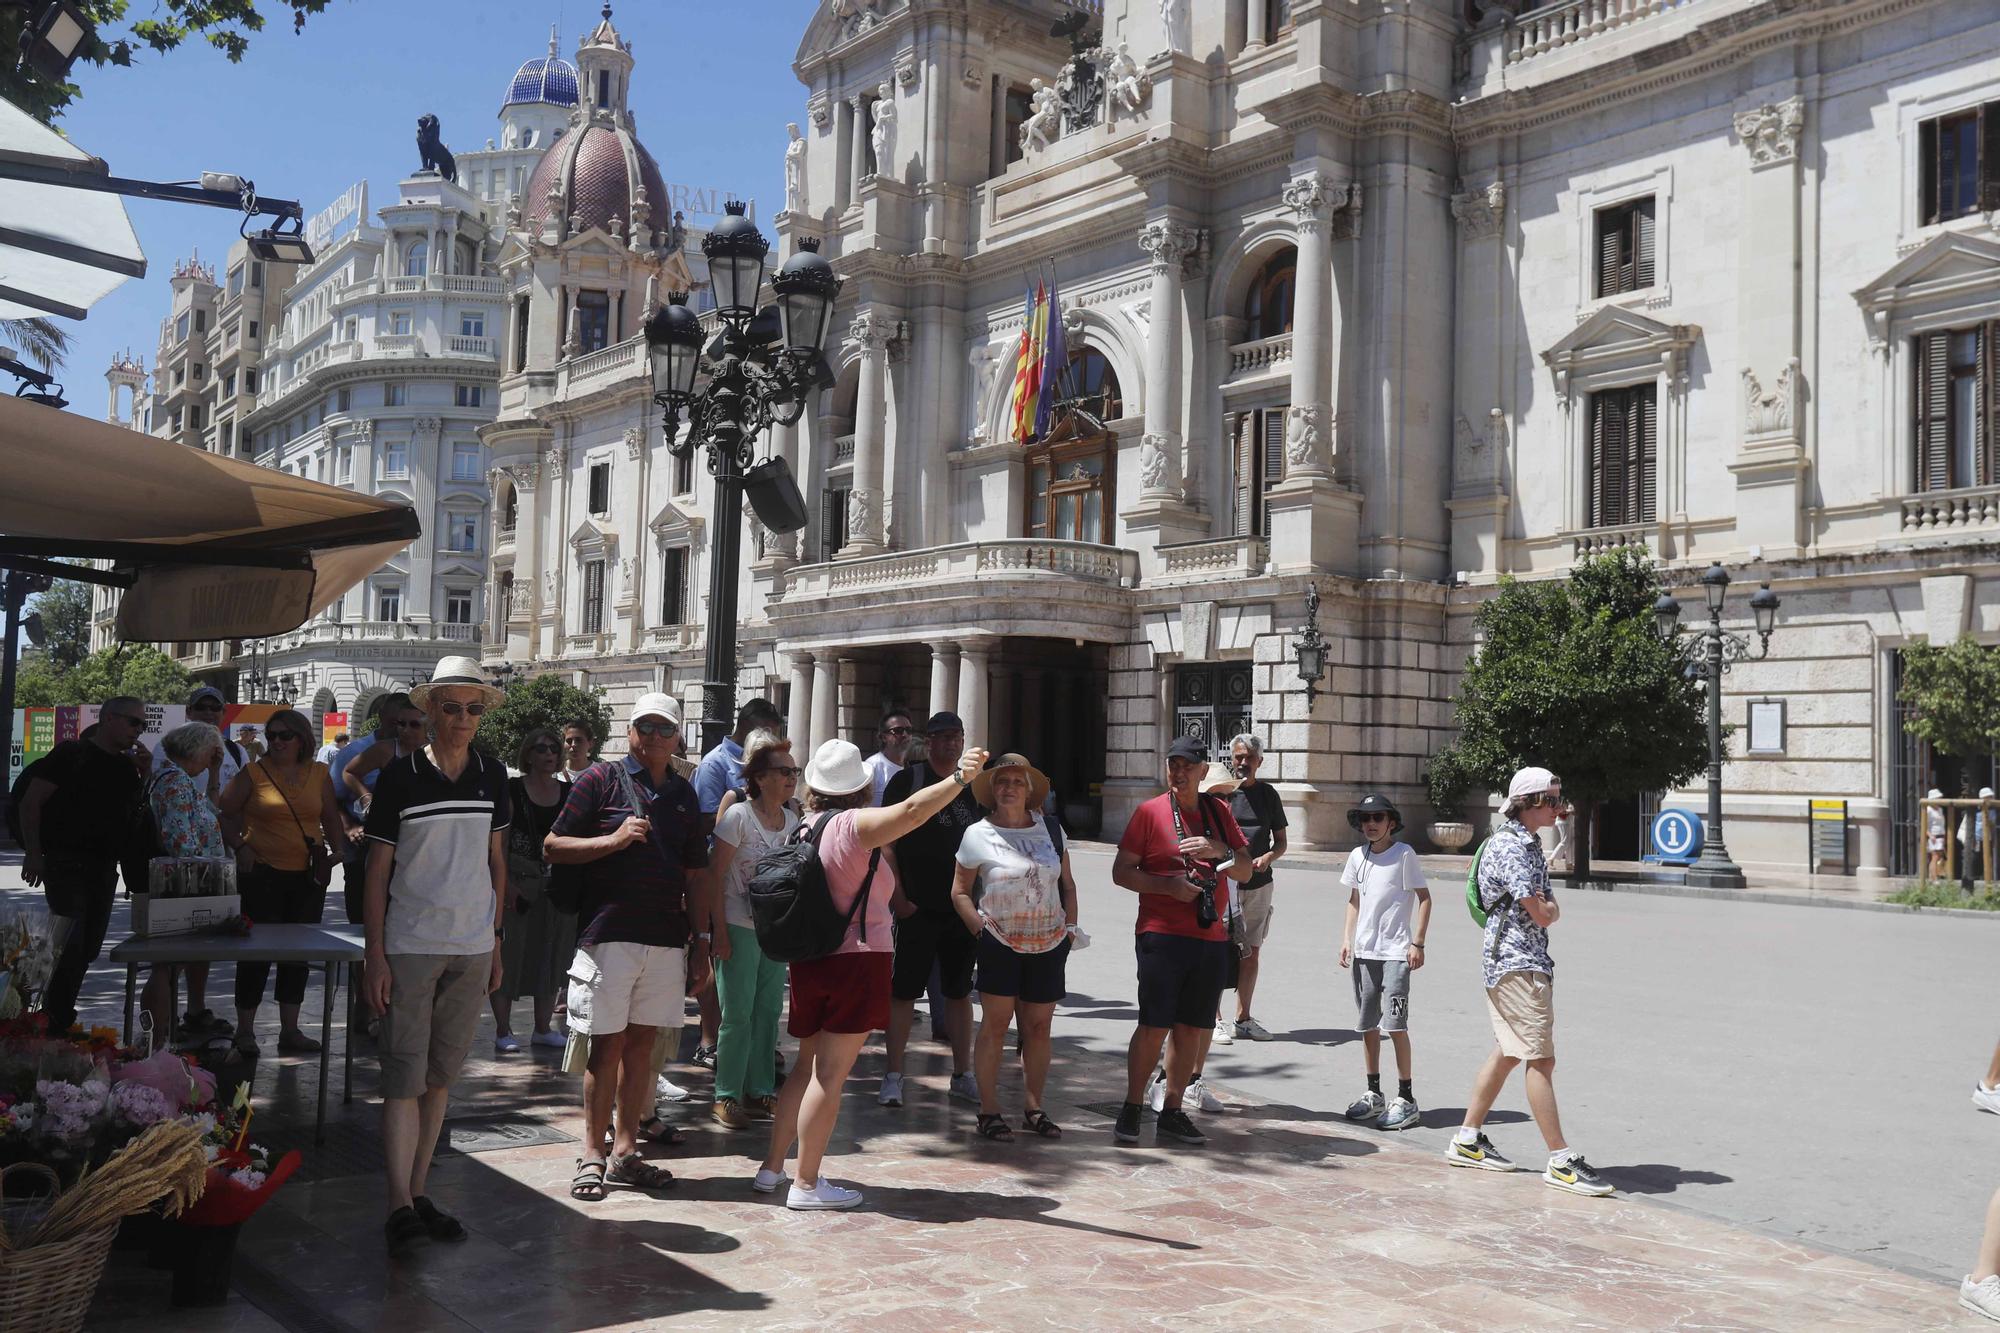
416, 115, 457, 182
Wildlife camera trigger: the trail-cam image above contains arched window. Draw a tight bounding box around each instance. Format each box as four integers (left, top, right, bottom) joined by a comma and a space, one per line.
1243, 247, 1296, 340
1024, 348, 1123, 545
405, 240, 428, 278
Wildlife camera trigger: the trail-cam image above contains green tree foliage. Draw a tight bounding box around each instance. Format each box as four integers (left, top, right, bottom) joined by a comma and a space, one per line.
0, 317, 70, 371
27, 578, 93, 672
1899, 636, 2000, 780
1429, 548, 1710, 879
1, 1, 332, 124
474, 673, 609, 768
12, 644, 193, 707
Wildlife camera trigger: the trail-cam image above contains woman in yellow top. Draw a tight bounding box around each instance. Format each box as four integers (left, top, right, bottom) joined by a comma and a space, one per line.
220, 708, 349, 1058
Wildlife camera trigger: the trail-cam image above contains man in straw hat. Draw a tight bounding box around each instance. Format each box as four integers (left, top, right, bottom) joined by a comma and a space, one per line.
360, 656, 513, 1253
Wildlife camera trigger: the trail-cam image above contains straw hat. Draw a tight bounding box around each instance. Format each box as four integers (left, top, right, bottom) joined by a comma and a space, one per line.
805, 738, 870, 797
410, 655, 505, 712
970, 752, 1049, 810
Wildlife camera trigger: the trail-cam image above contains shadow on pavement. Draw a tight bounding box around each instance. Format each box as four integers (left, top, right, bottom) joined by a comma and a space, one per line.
1598, 1162, 1736, 1195
862, 1183, 1202, 1250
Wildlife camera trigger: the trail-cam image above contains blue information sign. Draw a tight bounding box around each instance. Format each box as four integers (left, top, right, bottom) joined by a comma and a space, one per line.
1648, 809, 1704, 865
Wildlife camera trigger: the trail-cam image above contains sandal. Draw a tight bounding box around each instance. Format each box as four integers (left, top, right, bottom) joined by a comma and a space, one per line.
1021, 1109, 1062, 1139
277, 1028, 322, 1054
384, 1205, 428, 1253
977, 1113, 1014, 1142
570, 1158, 608, 1201
411, 1195, 466, 1242
635, 1116, 687, 1146
606, 1152, 674, 1190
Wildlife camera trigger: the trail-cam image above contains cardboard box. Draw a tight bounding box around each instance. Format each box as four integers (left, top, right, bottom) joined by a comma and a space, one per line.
131, 894, 242, 938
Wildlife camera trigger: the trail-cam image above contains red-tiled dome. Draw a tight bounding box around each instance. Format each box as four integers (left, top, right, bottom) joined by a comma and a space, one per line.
522, 121, 669, 242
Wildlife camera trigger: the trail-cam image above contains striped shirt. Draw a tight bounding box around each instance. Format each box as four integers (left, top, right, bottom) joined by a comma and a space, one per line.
364, 748, 511, 956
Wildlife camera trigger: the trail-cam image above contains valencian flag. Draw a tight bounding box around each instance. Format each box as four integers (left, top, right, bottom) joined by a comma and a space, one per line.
1007, 282, 1046, 443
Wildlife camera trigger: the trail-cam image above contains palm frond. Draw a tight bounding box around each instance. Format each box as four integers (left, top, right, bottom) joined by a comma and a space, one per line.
0, 317, 71, 372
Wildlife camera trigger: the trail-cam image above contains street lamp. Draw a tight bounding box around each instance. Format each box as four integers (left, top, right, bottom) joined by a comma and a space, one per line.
1293, 582, 1329, 708
1657, 562, 1782, 888
645, 208, 839, 755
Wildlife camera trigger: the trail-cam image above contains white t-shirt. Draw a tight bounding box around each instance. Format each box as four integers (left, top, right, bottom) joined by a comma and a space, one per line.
955, 817, 1067, 954
714, 800, 800, 930
1342, 841, 1430, 960
863, 751, 903, 807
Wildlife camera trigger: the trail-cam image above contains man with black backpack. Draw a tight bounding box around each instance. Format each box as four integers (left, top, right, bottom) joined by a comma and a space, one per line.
18, 696, 151, 1032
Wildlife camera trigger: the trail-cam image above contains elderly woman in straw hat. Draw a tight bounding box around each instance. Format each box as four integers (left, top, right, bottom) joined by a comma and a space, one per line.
949, 753, 1079, 1142
757, 735, 987, 1211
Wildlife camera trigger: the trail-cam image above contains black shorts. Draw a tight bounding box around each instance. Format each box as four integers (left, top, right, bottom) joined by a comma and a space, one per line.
891, 909, 977, 1001
976, 931, 1070, 1005
1134, 931, 1229, 1030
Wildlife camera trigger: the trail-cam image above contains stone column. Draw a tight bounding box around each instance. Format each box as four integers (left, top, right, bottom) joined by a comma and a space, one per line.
624, 425, 648, 651
1280, 171, 1334, 481
928, 644, 959, 718
787, 652, 814, 750
1136, 218, 1200, 503
811, 653, 840, 750
513, 456, 542, 663
1246, 0, 1269, 48
957, 642, 992, 746
841, 310, 895, 556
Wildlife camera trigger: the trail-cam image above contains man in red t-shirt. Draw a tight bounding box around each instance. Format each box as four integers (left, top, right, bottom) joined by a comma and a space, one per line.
1110, 735, 1251, 1147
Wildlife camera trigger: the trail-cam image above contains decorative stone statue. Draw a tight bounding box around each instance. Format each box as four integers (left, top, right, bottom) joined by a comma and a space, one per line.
869, 83, 896, 176
1106, 41, 1146, 118
1021, 79, 1061, 154
416, 115, 457, 182
784, 122, 807, 213
1159, 0, 1187, 54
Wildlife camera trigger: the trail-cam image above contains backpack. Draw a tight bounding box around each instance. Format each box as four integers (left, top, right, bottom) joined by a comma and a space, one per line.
1465, 839, 1508, 926
747, 811, 881, 964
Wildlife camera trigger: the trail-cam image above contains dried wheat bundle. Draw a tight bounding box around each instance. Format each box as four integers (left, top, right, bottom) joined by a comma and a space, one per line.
4, 1120, 208, 1251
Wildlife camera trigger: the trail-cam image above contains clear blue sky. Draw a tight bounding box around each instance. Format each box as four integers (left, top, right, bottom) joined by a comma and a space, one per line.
46, 0, 814, 412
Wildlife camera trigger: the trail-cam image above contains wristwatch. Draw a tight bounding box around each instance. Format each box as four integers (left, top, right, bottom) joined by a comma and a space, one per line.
952, 771, 971, 788
694, 931, 712, 944
493, 927, 506, 942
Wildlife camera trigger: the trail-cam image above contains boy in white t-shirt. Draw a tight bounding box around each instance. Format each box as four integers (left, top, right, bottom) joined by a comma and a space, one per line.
1338, 794, 1431, 1132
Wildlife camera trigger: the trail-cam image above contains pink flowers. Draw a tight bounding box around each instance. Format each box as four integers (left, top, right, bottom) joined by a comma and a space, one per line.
110, 1049, 215, 1111
109, 1079, 174, 1127
33, 1076, 107, 1140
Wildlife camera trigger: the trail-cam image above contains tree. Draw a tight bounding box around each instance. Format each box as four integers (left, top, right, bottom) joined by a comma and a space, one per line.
474, 673, 609, 769
27, 578, 93, 672
0, 317, 70, 372
10, 644, 193, 706
1, 1, 332, 125
1900, 635, 2000, 794
1429, 548, 1710, 880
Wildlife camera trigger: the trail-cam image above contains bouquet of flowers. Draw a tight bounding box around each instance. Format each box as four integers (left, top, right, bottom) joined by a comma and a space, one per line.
0, 903, 55, 1020
179, 1084, 299, 1228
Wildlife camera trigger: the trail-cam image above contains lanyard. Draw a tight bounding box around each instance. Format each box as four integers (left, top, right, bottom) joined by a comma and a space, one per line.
1168, 795, 1215, 871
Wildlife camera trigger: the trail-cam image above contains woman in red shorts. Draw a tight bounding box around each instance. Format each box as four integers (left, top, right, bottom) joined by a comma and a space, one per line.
758, 736, 988, 1210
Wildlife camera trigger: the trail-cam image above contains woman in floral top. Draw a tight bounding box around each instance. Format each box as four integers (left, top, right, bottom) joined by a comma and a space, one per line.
142, 722, 229, 1038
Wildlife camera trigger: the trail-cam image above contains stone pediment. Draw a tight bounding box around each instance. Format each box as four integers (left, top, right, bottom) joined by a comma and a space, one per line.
436, 560, 482, 581
649, 499, 704, 539
1854, 230, 2000, 342
1542, 304, 1700, 374
569, 517, 617, 553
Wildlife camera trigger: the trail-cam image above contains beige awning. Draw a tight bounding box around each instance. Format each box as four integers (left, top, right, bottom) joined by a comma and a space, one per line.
0, 93, 146, 320
0, 394, 420, 640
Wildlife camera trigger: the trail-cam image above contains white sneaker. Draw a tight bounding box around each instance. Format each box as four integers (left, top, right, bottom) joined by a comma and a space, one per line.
493, 1033, 521, 1053
1234, 1016, 1274, 1042
786, 1178, 863, 1211
1345, 1090, 1386, 1121
877, 1072, 904, 1107
752, 1167, 788, 1194
1186, 1077, 1224, 1113
1962, 1274, 2000, 1322
655, 1075, 692, 1103
1975, 1082, 2000, 1116
1146, 1069, 1168, 1113
1212, 1018, 1235, 1045
948, 1071, 979, 1104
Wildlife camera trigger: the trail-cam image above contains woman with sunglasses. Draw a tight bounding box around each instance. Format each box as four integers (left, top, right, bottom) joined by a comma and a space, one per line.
219, 707, 350, 1059
341, 698, 429, 817
705, 731, 799, 1129
492, 727, 574, 1053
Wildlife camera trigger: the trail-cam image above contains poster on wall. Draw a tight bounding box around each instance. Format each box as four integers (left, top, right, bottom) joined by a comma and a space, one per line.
321, 711, 349, 747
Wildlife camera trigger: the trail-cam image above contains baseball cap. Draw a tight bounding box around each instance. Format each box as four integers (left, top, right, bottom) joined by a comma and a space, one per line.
925, 711, 964, 735
188, 686, 225, 708
1167, 735, 1207, 763
1506, 766, 1558, 802
629, 692, 682, 728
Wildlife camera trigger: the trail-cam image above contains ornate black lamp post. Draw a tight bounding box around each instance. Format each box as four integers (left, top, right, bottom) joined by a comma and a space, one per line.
1293, 583, 1330, 709
1656, 563, 1781, 889
646, 204, 838, 756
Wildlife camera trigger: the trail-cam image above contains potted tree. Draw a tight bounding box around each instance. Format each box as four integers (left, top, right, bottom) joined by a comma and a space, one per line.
1425, 748, 1476, 852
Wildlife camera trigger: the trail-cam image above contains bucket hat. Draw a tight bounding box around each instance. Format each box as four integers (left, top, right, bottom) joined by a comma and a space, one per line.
1347, 792, 1403, 834
805, 738, 870, 797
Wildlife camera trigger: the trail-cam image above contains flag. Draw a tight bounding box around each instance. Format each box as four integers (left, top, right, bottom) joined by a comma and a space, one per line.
1006, 284, 1038, 444
1034, 272, 1066, 440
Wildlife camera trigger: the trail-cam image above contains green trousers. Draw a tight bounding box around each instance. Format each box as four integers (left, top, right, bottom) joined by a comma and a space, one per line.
715, 924, 786, 1102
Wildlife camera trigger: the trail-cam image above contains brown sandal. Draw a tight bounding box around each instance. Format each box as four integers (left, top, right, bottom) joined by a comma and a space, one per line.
977, 1113, 1014, 1141
1022, 1109, 1062, 1138
570, 1158, 607, 1201
607, 1152, 674, 1190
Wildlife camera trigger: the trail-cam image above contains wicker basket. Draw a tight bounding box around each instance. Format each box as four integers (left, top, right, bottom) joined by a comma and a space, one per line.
0, 1221, 120, 1332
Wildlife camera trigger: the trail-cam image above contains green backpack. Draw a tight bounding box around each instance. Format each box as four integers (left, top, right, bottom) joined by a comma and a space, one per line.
1464, 839, 1512, 927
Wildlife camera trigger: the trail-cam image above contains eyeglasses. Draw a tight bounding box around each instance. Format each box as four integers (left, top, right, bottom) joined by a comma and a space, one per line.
432, 702, 487, 717
633, 720, 678, 738
765, 765, 802, 778
882, 726, 913, 737
395, 718, 427, 730
527, 743, 559, 755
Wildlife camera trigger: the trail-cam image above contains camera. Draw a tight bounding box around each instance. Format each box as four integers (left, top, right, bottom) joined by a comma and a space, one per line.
1188, 859, 1219, 928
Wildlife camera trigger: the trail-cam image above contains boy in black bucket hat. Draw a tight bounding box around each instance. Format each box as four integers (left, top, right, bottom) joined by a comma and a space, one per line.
1338, 793, 1430, 1132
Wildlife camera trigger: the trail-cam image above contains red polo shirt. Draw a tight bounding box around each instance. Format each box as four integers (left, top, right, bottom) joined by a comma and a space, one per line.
1118, 790, 1247, 942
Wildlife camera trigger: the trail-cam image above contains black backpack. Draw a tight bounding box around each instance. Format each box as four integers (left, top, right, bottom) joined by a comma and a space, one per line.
747, 812, 881, 964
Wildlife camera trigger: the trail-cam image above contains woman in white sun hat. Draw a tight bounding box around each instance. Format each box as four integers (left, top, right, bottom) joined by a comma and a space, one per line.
757, 735, 987, 1212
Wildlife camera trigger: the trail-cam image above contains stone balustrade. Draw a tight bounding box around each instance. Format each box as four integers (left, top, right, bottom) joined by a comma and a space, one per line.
1567, 525, 1651, 560
1156, 535, 1271, 582
261, 621, 487, 653
784, 539, 1140, 599
833, 434, 856, 463
446, 334, 496, 357
561, 334, 647, 394
1228, 333, 1294, 377
1457, 0, 1696, 96
1902, 486, 2000, 533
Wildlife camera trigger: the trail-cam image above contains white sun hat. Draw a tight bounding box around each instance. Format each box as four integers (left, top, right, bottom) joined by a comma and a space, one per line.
805, 738, 870, 797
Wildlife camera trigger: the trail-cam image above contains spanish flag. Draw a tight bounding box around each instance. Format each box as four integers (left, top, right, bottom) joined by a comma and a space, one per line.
1008, 282, 1048, 444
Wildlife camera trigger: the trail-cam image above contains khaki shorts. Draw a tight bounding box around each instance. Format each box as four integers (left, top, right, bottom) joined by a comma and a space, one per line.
1238, 885, 1276, 949
1485, 971, 1555, 1061
379, 952, 490, 1100
565, 941, 686, 1037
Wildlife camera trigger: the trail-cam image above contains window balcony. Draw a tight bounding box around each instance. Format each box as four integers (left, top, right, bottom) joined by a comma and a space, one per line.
832, 434, 856, 464
1458, 0, 1700, 98
1902, 485, 2000, 534
783, 539, 1139, 599
1227, 333, 1294, 380
445, 334, 496, 358
1564, 523, 1654, 562
1156, 535, 1270, 583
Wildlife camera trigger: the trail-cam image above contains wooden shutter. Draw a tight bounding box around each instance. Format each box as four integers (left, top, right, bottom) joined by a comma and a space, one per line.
1589, 394, 1607, 527
1984, 105, 2000, 215
1596, 210, 1626, 298
1917, 332, 1951, 492
1983, 322, 2000, 488
1231, 413, 1254, 537
1633, 198, 1656, 290
1636, 386, 1658, 522
1260, 405, 1287, 537
1921, 118, 1940, 224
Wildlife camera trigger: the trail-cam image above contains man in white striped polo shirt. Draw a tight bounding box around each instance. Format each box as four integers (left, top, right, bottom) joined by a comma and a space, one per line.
361, 657, 511, 1255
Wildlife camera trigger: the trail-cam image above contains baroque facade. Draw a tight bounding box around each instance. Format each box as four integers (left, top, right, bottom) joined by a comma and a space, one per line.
487, 0, 2000, 876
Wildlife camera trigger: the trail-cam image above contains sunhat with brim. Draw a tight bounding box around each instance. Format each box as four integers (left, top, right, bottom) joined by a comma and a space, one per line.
410, 655, 505, 712
1348, 793, 1403, 834
805, 738, 870, 797
971, 753, 1049, 810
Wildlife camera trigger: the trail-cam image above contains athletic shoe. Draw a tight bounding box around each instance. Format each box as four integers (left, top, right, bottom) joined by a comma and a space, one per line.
877, 1072, 905, 1108
1975, 1082, 2000, 1116
949, 1072, 980, 1104
493, 1034, 521, 1054
692, 1043, 717, 1070
1145, 1069, 1168, 1113
1378, 1096, 1421, 1132
1155, 1107, 1207, 1145
1345, 1090, 1386, 1121
752, 1167, 788, 1194
530, 1029, 566, 1049
1113, 1102, 1143, 1143
1960, 1275, 2000, 1322
1211, 1017, 1235, 1045
746, 1095, 777, 1120
655, 1075, 693, 1103
712, 1098, 751, 1130
1185, 1077, 1224, 1113
1444, 1132, 1518, 1172
1235, 1016, 1274, 1042
1543, 1155, 1615, 1196
786, 1178, 863, 1211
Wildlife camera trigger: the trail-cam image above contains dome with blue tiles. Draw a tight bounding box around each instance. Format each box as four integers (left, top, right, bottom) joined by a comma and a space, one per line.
506, 28, 579, 108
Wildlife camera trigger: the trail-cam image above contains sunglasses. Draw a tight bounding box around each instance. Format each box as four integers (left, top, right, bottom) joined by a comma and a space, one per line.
268, 731, 304, 744
764, 765, 802, 778
633, 720, 678, 738
883, 726, 913, 737
109, 713, 146, 727
1359, 813, 1390, 824
527, 743, 559, 755
432, 702, 487, 717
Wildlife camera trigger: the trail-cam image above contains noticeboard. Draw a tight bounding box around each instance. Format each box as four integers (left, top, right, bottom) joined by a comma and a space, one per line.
1808, 799, 1849, 874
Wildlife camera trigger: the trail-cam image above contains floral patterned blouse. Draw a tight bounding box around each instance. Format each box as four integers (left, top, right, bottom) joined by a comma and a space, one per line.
150, 763, 226, 860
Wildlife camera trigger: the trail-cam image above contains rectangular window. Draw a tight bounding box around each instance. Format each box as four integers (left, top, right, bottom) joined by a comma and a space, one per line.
221, 372, 235, 398
192, 363, 204, 380
170, 410, 182, 434
247, 320, 259, 340
513, 295, 531, 372
581, 559, 605, 633
390, 311, 412, 335
244, 369, 258, 394
454, 383, 484, 408
383, 383, 406, 407
1593, 196, 1656, 299
175, 312, 190, 340
1587, 384, 1658, 528
377, 586, 402, 622
445, 589, 474, 625
673, 448, 694, 495
382, 442, 408, 478
1228, 407, 1288, 538
1001, 84, 1033, 171
1266, 0, 1294, 42
343, 317, 358, 342
337, 447, 352, 483
819, 485, 850, 561
1919, 106, 2000, 226
194, 310, 207, 333
451, 444, 480, 480
588, 461, 611, 515
575, 290, 611, 355
660, 547, 689, 625
250, 261, 263, 289
173, 366, 185, 386
449, 515, 478, 551
226, 264, 244, 297
460, 311, 485, 338
1914, 323, 1999, 491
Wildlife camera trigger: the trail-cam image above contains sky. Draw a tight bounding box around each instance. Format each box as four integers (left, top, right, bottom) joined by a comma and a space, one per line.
43, 0, 815, 414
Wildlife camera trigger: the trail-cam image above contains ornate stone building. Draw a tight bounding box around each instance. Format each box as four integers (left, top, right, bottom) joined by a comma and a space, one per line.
487, 0, 2000, 875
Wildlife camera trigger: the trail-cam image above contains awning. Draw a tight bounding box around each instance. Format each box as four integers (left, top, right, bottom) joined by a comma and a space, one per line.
0, 394, 421, 640
0, 95, 146, 321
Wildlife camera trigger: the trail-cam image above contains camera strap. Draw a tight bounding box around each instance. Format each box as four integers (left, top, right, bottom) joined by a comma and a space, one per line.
1168, 794, 1216, 875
